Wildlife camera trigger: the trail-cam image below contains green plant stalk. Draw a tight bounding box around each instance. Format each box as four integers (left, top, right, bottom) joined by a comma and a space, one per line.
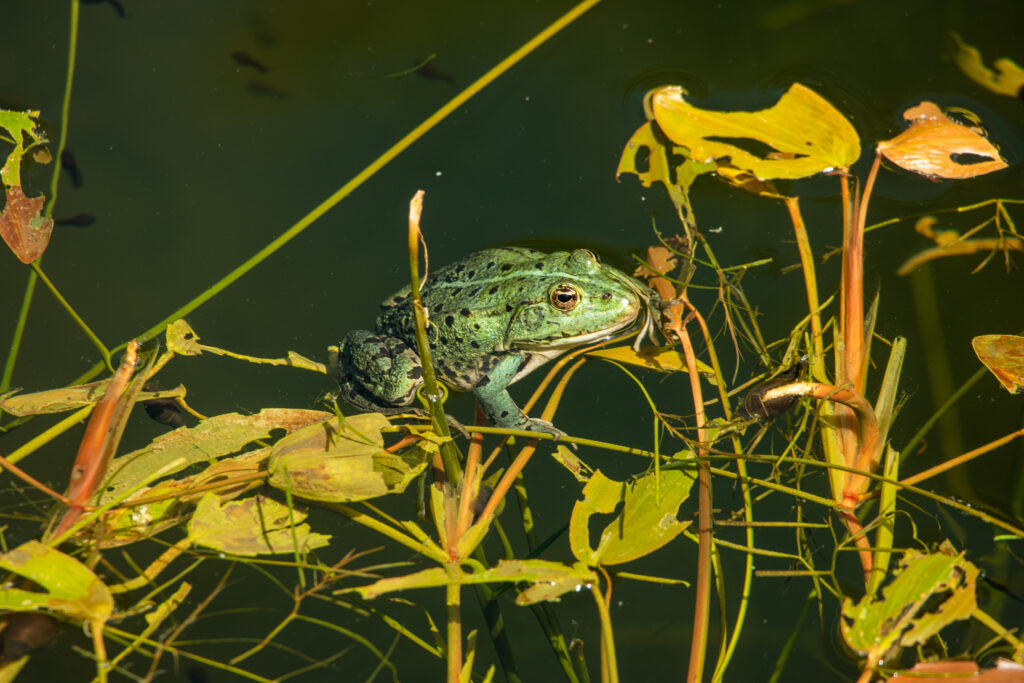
327, 503, 447, 564
1, 1, 80, 395
901, 364, 987, 460
590, 583, 618, 683
446, 577, 462, 682
101, 626, 270, 682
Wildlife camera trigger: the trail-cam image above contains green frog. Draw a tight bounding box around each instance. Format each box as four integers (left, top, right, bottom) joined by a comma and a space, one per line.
337, 247, 661, 435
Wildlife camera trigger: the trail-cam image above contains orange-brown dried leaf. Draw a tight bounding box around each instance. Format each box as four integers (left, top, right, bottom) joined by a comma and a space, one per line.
877, 102, 1007, 179
0, 185, 54, 263
634, 246, 681, 331
972, 334, 1024, 394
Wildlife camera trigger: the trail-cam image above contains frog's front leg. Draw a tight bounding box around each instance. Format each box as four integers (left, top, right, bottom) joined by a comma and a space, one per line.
338, 330, 423, 414
474, 354, 562, 437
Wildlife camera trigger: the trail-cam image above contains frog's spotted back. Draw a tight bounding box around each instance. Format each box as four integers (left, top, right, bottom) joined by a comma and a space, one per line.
338, 247, 660, 435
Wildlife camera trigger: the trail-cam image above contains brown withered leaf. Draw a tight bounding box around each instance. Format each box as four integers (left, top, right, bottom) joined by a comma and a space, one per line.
972, 335, 1024, 394
877, 102, 1007, 179
0, 185, 54, 264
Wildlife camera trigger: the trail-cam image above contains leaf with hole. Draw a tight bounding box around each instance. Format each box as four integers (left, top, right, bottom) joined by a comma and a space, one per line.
647, 83, 860, 180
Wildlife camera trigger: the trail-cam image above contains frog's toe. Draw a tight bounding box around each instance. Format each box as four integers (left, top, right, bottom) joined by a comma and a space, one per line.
522, 417, 567, 440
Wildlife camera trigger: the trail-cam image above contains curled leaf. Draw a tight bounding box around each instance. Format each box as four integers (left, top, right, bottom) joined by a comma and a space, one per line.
877, 102, 1007, 179
647, 83, 860, 180
972, 334, 1024, 394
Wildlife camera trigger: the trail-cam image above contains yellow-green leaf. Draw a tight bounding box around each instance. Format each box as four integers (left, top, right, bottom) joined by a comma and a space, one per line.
166, 319, 203, 356
268, 413, 427, 503
569, 468, 695, 566
951, 33, 1024, 97
100, 408, 331, 505
0, 382, 185, 417
617, 121, 716, 191
187, 493, 331, 556
0, 541, 112, 622
587, 344, 714, 376
841, 541, 978, 664
649, 83, 860, 180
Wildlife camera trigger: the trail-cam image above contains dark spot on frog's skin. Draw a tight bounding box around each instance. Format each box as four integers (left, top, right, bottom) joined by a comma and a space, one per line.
460, 373, 471, 383
429, 342, 438, 349
460, 308, 471, 317
456, 264, 466, 272
409, 366, 423, 379
455, 336, 464, 344
467, 270, 476, 278
470, 340, 480, 348
473, 323, 481, 330
445, 314, 455, 326
505, 303, 513, 312
486, 261, 495, 269
535, 262, 545, 270
477, 376, 490, 387
488, 285, 499, 295
500, 263, 512, 271
500, 410, 509, 418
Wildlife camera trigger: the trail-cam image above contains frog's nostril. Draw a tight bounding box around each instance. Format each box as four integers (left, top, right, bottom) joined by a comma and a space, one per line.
602, 292, 612, 301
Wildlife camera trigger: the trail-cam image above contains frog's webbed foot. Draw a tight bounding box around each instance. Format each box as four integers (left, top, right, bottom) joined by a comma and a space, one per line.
521, 417, 567, 440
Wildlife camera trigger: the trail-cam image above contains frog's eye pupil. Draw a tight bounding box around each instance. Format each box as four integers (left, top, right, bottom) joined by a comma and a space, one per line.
551, 284, 581, 311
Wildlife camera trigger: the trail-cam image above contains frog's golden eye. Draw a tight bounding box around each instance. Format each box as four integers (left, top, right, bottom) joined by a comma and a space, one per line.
550, 284, 581, 311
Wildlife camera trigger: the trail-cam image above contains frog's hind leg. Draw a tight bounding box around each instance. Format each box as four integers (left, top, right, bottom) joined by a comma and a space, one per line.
337, 330, 423, 413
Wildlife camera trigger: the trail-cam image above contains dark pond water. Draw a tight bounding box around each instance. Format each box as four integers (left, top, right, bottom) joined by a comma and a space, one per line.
1, 1, 1022, 681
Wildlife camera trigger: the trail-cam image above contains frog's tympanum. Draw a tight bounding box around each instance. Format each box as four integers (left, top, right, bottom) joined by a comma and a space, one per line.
338, 247, 661, 435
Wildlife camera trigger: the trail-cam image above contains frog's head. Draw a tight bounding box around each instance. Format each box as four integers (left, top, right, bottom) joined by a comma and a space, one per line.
505, 249, 660, 351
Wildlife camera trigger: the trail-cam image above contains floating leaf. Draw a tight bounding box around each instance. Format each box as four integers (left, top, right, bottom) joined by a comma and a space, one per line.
972, 335, 1024, 394
950, 33, 1024, 97
0, 541, 112, 622
268, 413, 427, 503
187, 493, 330, 556
0, 381, 185, 417
587, 344, 714, 376
550, 444, 593, 482
94, 446, 270, 548
647, 83, 860, 180
841, 541, 978, 666
877, 102, 1007, 179
569, 468, 695, 566
166, 319, 203, 356
617, 121, 716, 192
0, 110, 54, 263
99, 408, 331, 505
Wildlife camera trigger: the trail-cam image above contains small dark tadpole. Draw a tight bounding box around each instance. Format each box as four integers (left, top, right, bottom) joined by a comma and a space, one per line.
1, 613, 59, 661
415, 57, 456, 87
54, 213, 96, 228
80, 0, 126, 18
739, 360, 806, 421
142, 382, 187, 428
232, 51, 271, 74
60, 149, 83, 188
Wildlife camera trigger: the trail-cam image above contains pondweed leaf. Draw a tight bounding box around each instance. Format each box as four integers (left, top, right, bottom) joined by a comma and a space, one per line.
99, 408, 331, 504
950, 33, 1024, 97
268, 413, 427, 503
841, 541, 978, 665
646, 83, 860, 180
0, 541, 112, 622
972, 334, 1024, 394
0, 381, 185, 417
569, 468, 695, 566
0, 109, 54, 263
187, 493, 331, 556
877, 102, 1007, 179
